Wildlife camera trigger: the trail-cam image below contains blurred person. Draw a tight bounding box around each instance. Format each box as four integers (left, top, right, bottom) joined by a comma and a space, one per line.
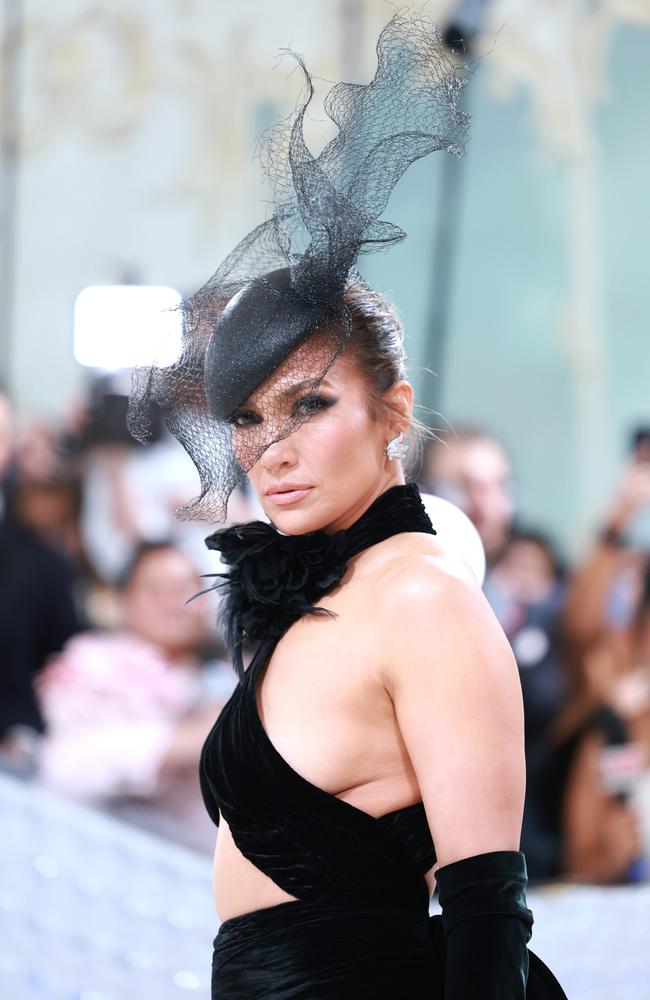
36, 541, 236, 853
567, 558, 650, 874
0, 385, 80, 769
563, 430, 650, 652
9, 477, 84, 566
421, 432, 576, 881
128, 15, 567, 997
540, 649, 645, 885
519, 518, 650, 885
68, 370, 261, 585
420, 426, 515, 569
3, 412, 92, 620
486, 530, 572, 880
479, 522, 644, 884
14, 418, 62, 483
79, 426, 261, 584
8, 419, 84, 563
488, 530, 569, 746
580, 559, 650, 734
543, 436, 650, 880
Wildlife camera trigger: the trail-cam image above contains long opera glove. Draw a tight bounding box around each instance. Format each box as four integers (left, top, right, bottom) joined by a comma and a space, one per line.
435, 849, 534, 999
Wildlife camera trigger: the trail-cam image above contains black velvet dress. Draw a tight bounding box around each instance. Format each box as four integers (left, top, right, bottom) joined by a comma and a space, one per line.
199, 483, 568, 998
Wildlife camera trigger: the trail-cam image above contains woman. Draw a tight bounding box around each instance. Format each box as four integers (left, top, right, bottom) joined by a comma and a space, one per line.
129, 13, 567, 997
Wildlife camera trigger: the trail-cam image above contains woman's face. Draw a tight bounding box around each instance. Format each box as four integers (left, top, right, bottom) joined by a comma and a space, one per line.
228, 339, 411, 534
123, 547, 207, 656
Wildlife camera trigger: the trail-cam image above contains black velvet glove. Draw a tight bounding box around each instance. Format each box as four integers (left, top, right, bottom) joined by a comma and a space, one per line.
435, 850, 534, 999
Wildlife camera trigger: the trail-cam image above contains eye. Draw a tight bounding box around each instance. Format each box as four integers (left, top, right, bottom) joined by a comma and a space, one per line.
227, 409, 261, 428
293, 393, 334, 417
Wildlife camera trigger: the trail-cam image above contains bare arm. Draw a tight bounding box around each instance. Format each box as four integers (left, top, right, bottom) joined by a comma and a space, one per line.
379, 558, 532, 999
381, 559, 526, 867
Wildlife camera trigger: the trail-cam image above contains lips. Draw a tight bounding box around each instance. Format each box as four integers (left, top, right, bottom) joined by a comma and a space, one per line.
265, 485, 314, 506
266, 484, 312, 496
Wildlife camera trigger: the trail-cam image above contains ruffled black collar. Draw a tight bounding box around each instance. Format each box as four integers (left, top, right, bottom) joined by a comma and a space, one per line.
202, 482, 435, 679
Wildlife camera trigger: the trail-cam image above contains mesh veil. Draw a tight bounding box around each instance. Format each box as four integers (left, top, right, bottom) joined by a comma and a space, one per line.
127, 12, 469, 523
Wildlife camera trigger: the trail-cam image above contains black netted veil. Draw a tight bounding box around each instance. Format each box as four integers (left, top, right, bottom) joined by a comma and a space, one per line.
127, 12, 469, 522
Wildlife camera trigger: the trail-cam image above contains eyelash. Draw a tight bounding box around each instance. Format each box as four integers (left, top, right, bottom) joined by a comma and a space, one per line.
228, 393, 335, 428
294, 393, 334, 417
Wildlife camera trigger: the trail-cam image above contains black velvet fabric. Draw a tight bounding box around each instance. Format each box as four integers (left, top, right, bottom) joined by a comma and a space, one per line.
202, 481, 435, 679
199, 483, 568, 998
436, 850, 535, 999
212, 897, 443, 999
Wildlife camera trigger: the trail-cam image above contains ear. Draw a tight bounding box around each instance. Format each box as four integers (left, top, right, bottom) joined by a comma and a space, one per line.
384, 379, 414, 433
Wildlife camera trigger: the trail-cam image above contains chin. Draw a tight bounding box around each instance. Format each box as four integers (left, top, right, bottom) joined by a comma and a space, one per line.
263, 491, 333, 535
266, 508, 325, 535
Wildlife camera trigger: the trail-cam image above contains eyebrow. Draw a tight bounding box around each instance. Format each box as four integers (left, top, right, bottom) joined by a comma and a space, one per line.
280, 376, 332, 399
239, 377, 333, 411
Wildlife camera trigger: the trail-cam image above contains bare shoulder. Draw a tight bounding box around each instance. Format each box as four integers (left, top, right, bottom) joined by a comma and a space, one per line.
374, 547, 486, 623
372, 550, 517, 695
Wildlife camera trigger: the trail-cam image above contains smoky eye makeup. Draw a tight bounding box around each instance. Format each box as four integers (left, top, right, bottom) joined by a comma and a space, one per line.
228, 392, 336, 428
227, 409, 262, 428
292, 393, 337, 417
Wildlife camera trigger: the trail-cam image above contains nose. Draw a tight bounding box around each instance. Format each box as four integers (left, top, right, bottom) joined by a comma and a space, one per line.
259, 430, 299, 473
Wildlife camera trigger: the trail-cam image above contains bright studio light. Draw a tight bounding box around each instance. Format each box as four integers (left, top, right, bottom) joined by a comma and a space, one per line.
73, 285, 183, 370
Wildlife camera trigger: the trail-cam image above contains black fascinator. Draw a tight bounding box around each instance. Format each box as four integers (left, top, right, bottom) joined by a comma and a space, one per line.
127, 12, 469, 522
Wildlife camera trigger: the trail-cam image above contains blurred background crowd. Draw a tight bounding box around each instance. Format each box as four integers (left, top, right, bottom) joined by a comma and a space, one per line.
3, 384, 650, 885
2, 0, 650, 902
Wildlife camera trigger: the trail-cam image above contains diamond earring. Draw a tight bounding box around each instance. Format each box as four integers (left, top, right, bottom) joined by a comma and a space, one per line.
385, 431, 408, 460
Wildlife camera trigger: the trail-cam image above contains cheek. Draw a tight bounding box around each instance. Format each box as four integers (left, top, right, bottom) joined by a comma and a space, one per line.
125, 595, 152, 624
308, 401, 377, 465
232, 429, 261, 471
247, 460, 263, 494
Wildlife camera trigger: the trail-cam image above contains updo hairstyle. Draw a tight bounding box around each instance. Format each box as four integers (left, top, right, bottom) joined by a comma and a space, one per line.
341, 280, 433, 474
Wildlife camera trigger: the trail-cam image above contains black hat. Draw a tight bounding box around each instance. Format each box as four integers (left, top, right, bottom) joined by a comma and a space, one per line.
204, 267, 333, 421
128, 11, 469, 523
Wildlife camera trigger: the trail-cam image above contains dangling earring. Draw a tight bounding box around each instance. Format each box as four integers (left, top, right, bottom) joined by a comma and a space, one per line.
385, 431, 408, 460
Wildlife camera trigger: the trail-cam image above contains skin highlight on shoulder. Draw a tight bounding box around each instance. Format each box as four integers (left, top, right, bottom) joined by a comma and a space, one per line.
350, 535, 480, 604
371, 550, 518, 692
